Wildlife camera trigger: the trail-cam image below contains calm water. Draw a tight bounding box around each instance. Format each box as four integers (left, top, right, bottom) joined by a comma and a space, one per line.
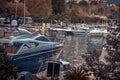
51, 33, 105, 66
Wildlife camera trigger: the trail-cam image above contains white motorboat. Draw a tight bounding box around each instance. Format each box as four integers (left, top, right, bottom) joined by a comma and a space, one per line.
89, 28, 109, 37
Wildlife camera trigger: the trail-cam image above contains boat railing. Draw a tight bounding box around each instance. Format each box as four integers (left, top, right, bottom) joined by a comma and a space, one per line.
16, 44, 26, 55
16, 42, 61, 55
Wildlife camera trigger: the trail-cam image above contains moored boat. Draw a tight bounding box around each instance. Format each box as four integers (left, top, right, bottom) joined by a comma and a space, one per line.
0, 32, 64, 72
89, 28, 109, 37
72, 29, 87, 35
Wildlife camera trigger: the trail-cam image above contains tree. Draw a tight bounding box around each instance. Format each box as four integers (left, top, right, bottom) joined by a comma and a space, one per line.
26, 0, 52, 18
67, 0, 76, 9
0, 0, 8, 17
117, 3, 120, 16
64, 66, 90, 80
6, 2, 29, 18
90, 1, 98, 5
0, 49, 17, 80
78, 0, 89, 7
82, 26, 120, 79
51, 0, 66, 15
104, 27, 120, 79
82, 50, 110, 79
5, 0, 12, 2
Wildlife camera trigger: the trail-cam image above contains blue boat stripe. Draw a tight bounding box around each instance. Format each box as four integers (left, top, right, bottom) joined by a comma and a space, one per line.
13, 48, 60, 60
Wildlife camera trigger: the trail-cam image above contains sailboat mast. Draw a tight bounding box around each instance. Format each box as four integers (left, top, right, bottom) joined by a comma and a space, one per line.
14, 0, 20, 19
24, 0, 26, 24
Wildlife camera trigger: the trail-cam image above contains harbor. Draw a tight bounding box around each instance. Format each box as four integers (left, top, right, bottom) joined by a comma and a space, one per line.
0, 0, 120, 80
0, 16, 119, 79
0, 18, 119, 79
1, 24, 110, 80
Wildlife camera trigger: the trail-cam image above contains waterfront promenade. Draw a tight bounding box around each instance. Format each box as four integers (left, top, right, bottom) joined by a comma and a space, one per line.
99, 47, 108, 64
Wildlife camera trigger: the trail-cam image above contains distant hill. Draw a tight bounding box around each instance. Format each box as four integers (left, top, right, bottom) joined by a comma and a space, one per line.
107, 0, 120, 5
0, 0, 119, 19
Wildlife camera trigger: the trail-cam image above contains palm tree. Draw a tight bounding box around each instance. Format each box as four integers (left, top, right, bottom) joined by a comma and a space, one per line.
64, 66, 89, 80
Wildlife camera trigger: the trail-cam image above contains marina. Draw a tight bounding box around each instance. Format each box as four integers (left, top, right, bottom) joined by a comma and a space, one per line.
0, 22, 118, 77
0, 21, 119, 79
0, 25, 108, 74
0, 0, 120, 79
50, 30, 106, 65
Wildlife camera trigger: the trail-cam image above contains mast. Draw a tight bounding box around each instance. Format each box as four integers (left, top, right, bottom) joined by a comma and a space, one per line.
14, 0, 20, 19
15, 2, 18, 19
24, 0, 26, 24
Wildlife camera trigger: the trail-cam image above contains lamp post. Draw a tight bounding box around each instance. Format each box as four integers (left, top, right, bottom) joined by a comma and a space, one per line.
14, 0, 20, 19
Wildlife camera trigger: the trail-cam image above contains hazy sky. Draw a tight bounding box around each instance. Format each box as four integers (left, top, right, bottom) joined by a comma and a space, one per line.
107, 0, 120, 4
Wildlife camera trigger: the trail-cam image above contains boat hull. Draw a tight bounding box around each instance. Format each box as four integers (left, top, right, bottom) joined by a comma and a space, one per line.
65, 29, 87, 35
8, 47, 62, 72
90, 33, 104, 37
65, 31, 74, 35
90, 33, 109, 37
72, 30, 87, 35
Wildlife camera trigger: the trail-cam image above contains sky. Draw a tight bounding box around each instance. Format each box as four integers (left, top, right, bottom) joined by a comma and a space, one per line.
107, 0, 120, 5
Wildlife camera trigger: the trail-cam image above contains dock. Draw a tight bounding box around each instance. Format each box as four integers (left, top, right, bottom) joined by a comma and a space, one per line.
99, 47, 109, 64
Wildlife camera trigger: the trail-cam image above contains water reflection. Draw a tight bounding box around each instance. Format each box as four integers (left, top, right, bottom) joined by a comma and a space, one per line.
52, 33, 105, 66
87, 36, 104, 54
61, 34, 88, 65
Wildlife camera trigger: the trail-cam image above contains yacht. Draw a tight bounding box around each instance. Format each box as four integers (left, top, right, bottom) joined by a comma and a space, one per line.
89, 28, 109, 37
0, 34, 64, 72
65, 27, 87, 35
72, 29, 87, 35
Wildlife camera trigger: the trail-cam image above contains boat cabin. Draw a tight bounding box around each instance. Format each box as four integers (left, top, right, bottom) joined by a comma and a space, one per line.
0, 39, 40, 54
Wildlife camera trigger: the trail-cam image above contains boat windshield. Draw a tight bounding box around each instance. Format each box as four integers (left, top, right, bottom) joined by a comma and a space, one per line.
34, 36, 50, 42
31, 34, 51, 42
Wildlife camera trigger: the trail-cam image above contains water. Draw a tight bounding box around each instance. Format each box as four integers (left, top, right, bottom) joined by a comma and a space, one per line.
87, 36, 104, 54
51, 33, 105, 66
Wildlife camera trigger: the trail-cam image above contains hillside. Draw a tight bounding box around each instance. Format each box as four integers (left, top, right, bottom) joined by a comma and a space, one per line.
0, 0, 52, 18
0, 0, 119, 22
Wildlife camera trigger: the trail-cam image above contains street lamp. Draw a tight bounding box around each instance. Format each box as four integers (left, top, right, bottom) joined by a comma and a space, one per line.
14, 0, 20, 19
